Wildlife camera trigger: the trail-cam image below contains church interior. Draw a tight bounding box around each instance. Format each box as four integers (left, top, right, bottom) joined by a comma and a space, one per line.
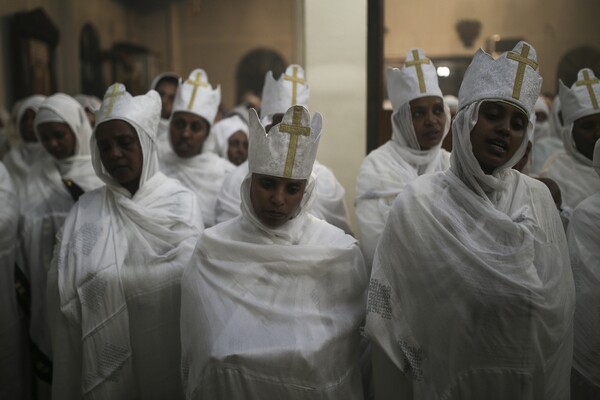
1, 0, 599, 228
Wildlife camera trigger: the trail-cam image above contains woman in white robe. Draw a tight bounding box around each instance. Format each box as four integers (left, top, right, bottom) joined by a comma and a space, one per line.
365, 42, 575, 400
3, 95, 48, 197
17, 93, 103, 397
541, 68, 600, 208
568, 140, 600, 398
202, 114, 249, 166
150, 71, 180, 158
47, 83, 202, 399
181, 106, 368, 399
0, 163, 28, 400
355, 48, 451, 268
160, 68, 234, 227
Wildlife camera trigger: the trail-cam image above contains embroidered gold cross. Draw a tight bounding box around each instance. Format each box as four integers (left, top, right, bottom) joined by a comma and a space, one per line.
279, 106, 311, 177
186, 71, 209, 110
575, 70, 600, 109
507, 44, 538, 100
284, 66, 306, 105
103, 85, 125, 118
405, 50, 431, 93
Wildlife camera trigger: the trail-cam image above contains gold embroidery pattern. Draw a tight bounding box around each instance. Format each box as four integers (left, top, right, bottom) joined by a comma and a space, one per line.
103, 85, 125, 118
186, 71, 209, 110
284, 66, 306, 105
279, 106, 311, 177
405, 50, 431, 93
507, 44, 538, 100
575, 70, 600, 110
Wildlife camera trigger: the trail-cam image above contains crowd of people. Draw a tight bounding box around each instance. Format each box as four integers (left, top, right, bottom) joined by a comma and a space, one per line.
0, 40, 598, 399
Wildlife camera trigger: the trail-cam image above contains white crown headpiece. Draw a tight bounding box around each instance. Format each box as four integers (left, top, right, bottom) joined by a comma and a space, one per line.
96, 83, 160, 139
249, 105, 322, 180
260, 64, 310, 119
458, 41, 542, 116
172, 69, 221, 126
559, 68, 600, 125
386, 48, 442, 113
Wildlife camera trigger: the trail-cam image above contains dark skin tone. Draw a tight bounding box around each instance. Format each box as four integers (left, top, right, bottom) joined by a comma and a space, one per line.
250, 173, 307, 228
95, 120, 144, 196
512, 141, 532, 172
20, 108, 38, 142
470, 101, 528, 174
572, 113, 600, 160
409, 96, 447, 150
155, 80, 178, 119
169, 112, 210, 158
227, 130, 249, 166
37, 122, 77, 160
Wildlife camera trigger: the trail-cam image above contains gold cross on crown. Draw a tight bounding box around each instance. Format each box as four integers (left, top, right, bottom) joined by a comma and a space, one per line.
279, 106, 311, 177
103, 85, 126, 118
405, 50, 431, 93
284, 66, 306, 105
186, 71, 209, 110
507, 44, 538, 100
575, 70, 600, 110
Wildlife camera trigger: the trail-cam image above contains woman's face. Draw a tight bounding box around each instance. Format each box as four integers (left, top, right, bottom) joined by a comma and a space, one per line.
572, 113, 600, 160
470, 101, 528, 174
155, 80, 178, 119
250, 173, 306, 228
169, 111, 209, 158
95, 120, 144, 195
20, 108, 38, 143
227, 130, 248, 166
37, 122, 77, 160
409, 96, 446, 150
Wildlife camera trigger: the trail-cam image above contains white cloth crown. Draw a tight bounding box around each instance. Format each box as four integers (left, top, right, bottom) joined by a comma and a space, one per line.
558, 68, 600, 125
150, 71, 180, 90
386, 48, 442, 113
172, 69, 221, 126
458, 41, 542, 116
248, 105, 322, 180
260, 64, 310, 119
96, 83, 161, 140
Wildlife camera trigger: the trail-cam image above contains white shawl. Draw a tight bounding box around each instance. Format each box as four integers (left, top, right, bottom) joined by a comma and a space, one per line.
48, 107, 202, 399
540, 123, 600, 208
567, 140, 600, 388
181, 173, 368, 399
355, 102, 450, 267
161, 150, 234, 227
365, 101, 575, 399
17, 94, 103, 372
0, 163, 27, 399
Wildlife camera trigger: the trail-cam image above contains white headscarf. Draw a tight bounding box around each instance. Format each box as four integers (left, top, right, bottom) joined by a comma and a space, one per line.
34, 93, 100, 191
240, 171, 317, 244
204, 115, 248, 158
450, 100, 533, 199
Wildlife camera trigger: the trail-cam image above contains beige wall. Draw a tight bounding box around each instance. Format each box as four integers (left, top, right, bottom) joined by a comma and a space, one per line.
384, 0, 600, 94
304, 0, 367, 232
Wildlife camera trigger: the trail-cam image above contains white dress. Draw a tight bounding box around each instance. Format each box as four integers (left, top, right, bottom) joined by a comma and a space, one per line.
48, 172, 201, 399
181, 175, 368, 399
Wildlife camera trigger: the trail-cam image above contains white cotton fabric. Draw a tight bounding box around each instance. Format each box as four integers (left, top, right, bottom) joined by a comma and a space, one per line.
540, 123, 600, 209
3, 95, 49, 196
74, 94, 101, 113
155, 118, 171, 159
161, 150, 234, 227
365, 101, 575, 399
567, 140, 600, 388
202, 114, 248, 158
181, 173, 368, 399
17, 94, 103, 377
214, 160, 353, 233
0, 163, 28, 400
355, 101, 450, 267
531, 97, 563, 175
47, 88, 202, 399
